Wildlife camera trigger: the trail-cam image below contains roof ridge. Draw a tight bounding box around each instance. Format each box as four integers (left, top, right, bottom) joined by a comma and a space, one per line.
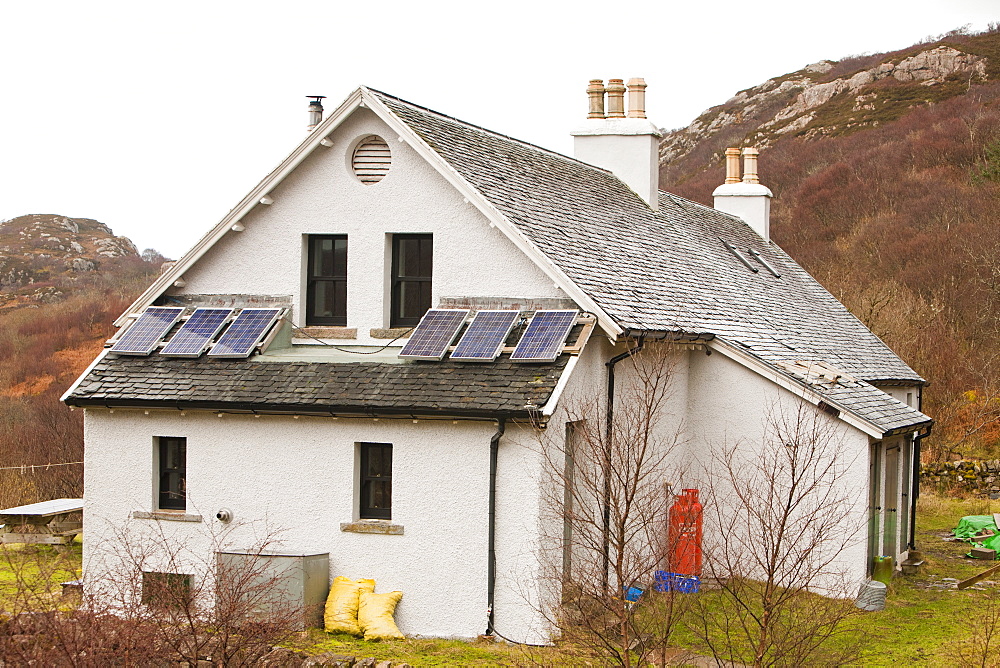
364, 86, 614, 175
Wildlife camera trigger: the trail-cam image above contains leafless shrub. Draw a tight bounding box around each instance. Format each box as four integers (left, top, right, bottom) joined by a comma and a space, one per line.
693, 403, 865, 667
533, 343, 693, 666
0, 518, 306, 666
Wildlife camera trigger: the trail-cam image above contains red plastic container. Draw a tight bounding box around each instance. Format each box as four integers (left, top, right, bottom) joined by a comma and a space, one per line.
669, 488, 703, 576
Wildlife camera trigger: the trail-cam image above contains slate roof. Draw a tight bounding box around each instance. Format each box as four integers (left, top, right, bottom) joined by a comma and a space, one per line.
372, 89, 920, 384
367, 89, 930, 434
65, 354, 569, 418
65, 88, 932, 435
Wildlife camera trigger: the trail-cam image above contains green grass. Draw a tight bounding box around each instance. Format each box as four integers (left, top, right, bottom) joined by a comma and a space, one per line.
0, 541, 82, 609
4, 499, 998, 666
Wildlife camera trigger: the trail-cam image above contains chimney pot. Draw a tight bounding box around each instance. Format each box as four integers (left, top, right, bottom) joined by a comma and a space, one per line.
587, 79, 606, 119
626, 78, 647, 119
713, 146, 772, 241
725, 148, 741, 184
606, 79, 626, 118
742, 147, 760, 184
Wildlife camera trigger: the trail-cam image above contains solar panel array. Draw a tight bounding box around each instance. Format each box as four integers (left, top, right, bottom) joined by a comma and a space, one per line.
450, 310, 519, 361
399, 309, 469, 360
160, 308, 233, 357
510, 310, 578, 362
110, 307, 184, 355
207, 308, 282, 358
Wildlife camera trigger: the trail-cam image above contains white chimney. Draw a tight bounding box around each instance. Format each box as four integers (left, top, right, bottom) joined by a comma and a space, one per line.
713, 147, 773, 242
572, 78, 662, 210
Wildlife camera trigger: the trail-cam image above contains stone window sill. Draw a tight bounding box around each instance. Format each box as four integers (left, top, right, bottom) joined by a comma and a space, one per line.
132, 510, 203, 523
369, 328, 411, 340
294, 327, 357, 340
340, 520, 404, 535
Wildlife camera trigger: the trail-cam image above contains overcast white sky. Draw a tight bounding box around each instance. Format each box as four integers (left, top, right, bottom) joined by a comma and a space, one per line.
1, 1, 996, 258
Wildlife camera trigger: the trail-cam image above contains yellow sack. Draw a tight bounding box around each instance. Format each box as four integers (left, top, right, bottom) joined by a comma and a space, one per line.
324, 576, 376, 635
358, 590, 404, 640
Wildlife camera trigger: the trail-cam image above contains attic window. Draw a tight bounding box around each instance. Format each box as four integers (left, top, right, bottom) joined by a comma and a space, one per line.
352, 135, 391, 184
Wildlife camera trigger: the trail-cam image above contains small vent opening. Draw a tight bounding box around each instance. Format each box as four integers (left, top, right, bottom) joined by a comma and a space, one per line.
352, 135, 391, 184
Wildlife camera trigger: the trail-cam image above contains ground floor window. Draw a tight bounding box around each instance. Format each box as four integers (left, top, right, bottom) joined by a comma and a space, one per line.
360, 442, 392, 519
157, 437, 186, 511
141, 571, 191, 609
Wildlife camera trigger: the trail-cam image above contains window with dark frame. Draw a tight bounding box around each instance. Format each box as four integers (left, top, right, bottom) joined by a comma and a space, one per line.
360, 442, 392, 520
306, 235, 348, 326
141, 571, 192, 609
158, 437, 186, 511
390, 234, 432, 327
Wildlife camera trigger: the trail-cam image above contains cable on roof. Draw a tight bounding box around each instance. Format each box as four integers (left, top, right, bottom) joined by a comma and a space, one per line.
281, 318, 414, 354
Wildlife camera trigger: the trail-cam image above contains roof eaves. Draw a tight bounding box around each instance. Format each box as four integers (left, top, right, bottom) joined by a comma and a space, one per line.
707, 337, 924, 438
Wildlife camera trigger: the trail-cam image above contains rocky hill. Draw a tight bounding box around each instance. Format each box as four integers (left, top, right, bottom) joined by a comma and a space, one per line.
0, 214, 139, 307
659, 25, 1000, 461
660, 27, 999, 185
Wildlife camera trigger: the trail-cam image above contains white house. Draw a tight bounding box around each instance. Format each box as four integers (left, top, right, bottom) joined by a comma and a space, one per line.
64, 79, 931, 641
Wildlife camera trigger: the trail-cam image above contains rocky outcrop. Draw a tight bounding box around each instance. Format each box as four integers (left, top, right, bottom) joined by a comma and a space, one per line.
0, 214, 139, 304
659, 42, 991, 172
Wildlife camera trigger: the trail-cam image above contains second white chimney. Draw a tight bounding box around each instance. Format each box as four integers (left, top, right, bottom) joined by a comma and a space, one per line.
572, 78, 662, 210
713, 147, 773, 242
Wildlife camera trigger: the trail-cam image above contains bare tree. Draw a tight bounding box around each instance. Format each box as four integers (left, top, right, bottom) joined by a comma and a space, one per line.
534, 343, 692, 667
948, 589, 1000, 668
0, 518, 306, 666
693, 403, 866, 667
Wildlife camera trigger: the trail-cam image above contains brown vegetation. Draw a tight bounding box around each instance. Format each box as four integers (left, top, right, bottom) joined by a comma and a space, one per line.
0, 248, 162, 509
662, 38, 1000, 462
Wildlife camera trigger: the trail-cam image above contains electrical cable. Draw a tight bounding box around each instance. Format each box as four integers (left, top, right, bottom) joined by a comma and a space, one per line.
281, 318, 414, 354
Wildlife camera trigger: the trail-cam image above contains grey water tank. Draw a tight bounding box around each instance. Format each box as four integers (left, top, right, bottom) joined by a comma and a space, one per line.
215, 551, 329, 629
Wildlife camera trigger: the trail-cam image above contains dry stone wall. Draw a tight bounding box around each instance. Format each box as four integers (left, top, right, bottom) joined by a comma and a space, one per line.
921, 460, 1000, 498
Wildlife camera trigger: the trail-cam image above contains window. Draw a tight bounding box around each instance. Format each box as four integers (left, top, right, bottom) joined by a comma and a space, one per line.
390, 234, 432, 327
306, 235, 348, 326
142, 571, 192, 609
360, 443, 392, 520
158, 437, 186, 511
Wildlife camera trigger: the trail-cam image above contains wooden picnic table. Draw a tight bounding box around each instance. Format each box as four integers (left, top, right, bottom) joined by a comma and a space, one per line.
0, 498, 83, 546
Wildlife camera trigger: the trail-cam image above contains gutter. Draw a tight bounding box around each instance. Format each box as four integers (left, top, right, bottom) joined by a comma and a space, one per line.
601, 334, 646, 591
486, 417, 506, 635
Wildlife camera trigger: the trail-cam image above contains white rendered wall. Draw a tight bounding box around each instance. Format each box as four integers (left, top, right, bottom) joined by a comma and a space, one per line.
82, 408, 552, 639
172, 108, 563, 344
684, 349, 873, 591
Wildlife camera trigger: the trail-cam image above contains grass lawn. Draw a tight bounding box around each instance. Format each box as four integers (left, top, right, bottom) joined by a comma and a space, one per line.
2, 496, 997, 666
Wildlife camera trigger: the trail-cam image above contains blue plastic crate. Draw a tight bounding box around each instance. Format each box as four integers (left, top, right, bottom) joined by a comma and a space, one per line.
654, 571, 700, 594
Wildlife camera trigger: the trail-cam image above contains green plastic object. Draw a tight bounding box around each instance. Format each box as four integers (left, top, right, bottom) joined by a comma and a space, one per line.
955, 515, 1000, 557
872, 555, 894, 585
954, 515, 997, 540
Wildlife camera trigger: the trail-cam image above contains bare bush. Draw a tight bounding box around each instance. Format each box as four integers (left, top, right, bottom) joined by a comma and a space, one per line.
0, 519, 306, 666
535, 343, 692, 666
693, 403, 865, 667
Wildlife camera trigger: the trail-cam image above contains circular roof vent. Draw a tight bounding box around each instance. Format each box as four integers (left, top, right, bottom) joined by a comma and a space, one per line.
352, 135, 391, 184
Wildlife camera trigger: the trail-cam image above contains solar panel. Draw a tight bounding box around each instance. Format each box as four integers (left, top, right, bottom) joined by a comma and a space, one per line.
110, 307, 184, 355
398, 309, 469, 360
450, 310, 519, 361
160, 308, 233, 357
207, 308, 281, 358
510, 310, 578, 362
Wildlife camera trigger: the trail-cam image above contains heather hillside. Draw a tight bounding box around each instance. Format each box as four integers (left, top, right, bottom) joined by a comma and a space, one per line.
0, 215, 161, 508
660, 26, 1000, 460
